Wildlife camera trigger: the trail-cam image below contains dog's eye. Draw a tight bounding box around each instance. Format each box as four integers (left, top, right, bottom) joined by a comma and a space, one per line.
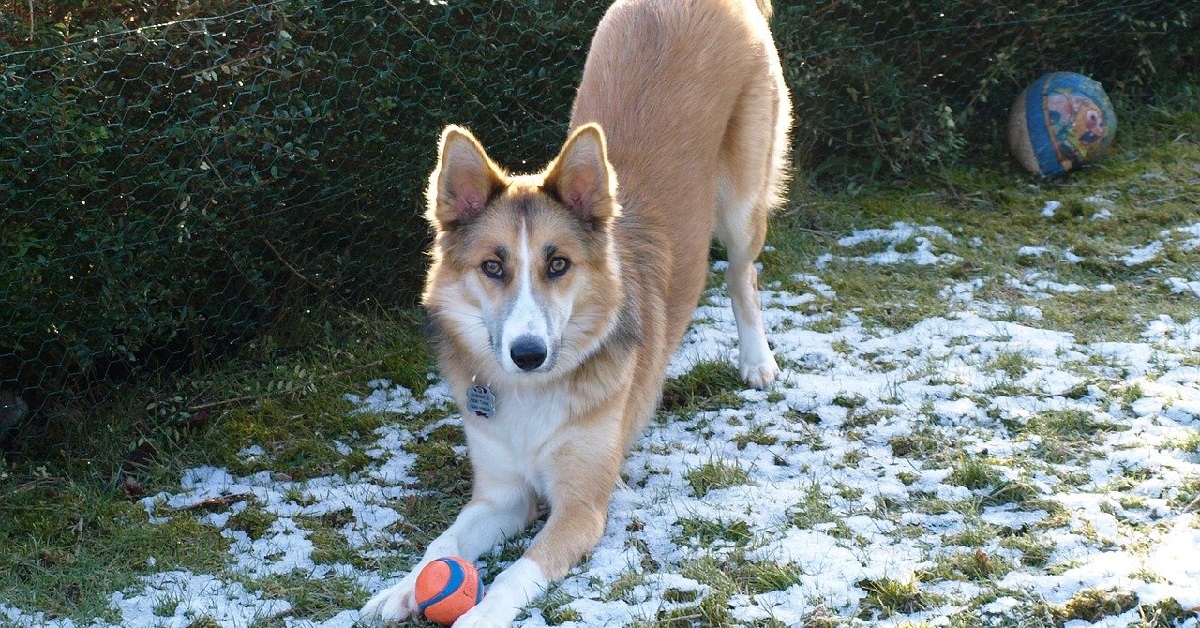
481, 260, 503, 279
547, 257, 570, 278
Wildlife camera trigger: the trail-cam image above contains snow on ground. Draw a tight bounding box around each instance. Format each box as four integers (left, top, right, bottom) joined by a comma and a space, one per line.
4, 219, 1199, 627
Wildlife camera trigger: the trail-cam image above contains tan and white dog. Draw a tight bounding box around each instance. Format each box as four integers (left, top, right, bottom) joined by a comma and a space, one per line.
361, 0, 790, 625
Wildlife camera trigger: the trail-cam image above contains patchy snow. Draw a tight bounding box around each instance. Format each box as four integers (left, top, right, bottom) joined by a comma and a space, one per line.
1167, 277, 1200, 298
1123, 241, 1163, 266
1176, 223, 1200, 251
816, 222, 962, 268
4, 221, 1200, 628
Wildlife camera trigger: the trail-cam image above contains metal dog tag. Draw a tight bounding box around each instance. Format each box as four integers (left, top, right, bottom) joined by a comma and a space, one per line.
466, 385, 495, 419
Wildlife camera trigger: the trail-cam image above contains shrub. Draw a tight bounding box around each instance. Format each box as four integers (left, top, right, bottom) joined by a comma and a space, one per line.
0, 0, 603, 420
773, 0, 1199, 183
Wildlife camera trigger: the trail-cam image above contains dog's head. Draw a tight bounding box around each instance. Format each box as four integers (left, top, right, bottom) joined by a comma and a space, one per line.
422, 124, 624, 379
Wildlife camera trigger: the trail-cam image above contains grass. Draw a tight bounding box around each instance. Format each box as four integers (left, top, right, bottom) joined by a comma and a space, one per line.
685, 459, 751, 498
786, 483, 837, 528
248, 573, 363, 624
660, 360, 745, 413
999, 534, 1056, 567
926, 549, 1014, 582
857, 577, 931, 619
1018, 409, 1129, 464
1053, 588, 1140, 624
3, 87, 1199, 626
674, 517, 754, 547
0, 307, 433, 621
946, 455, 1002, 491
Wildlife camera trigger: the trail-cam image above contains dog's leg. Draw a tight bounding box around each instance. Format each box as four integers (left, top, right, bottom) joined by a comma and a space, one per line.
453, 428, 619, 627
715, 188, 779, 389
454, 497, 607, 628
360, 481, 535, 622
715, 71, 789, 389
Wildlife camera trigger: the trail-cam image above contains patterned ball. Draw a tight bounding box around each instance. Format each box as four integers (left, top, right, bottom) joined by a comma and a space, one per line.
1008, 72, 1116, 176
414, 556, 484, 625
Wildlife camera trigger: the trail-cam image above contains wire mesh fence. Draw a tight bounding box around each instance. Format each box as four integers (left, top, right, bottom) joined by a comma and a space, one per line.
1, 0, 1196, 444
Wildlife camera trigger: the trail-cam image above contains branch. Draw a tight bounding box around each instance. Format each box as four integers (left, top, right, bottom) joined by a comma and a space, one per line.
185, 360, 383, 412
263, 238, 323, 291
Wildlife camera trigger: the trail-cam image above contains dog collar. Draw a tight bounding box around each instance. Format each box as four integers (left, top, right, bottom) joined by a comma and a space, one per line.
466, 384, 495, 419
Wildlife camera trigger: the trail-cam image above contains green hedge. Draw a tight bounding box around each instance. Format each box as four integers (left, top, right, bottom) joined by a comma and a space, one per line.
0, 0, 1196, 426
776, 0, 1199, 181
0, 0, 603, 419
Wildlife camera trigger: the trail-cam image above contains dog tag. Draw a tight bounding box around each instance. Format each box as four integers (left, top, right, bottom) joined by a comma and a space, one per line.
466, 385, 495, 419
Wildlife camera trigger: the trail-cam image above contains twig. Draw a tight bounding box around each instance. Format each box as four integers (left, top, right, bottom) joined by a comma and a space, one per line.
180, 49, 273, 80
791, 226, 839, 239
187, 393, 270, 413
263, 238, 323, 291
185, 360, 383, 412
175, 493, 252, 511
1144, 193, 1195, 206
27, 0, 34, 41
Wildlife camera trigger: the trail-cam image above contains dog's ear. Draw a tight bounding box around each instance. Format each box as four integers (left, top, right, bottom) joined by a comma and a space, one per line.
427, 125, 505, 230
543, 123, 618, 223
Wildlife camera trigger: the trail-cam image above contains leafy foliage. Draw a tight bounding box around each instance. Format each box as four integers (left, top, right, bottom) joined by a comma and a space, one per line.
0, 0, 602, 429
775, 0, 1200, 182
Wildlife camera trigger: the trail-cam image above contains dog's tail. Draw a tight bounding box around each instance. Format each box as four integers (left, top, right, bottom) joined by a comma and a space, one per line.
755, 0, 773, 20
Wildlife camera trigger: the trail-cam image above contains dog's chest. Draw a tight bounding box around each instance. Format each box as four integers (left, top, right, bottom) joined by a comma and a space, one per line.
462, 384, 571, 492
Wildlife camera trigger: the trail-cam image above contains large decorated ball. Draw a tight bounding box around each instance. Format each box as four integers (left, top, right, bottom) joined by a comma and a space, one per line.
1008, 72, 1116, 177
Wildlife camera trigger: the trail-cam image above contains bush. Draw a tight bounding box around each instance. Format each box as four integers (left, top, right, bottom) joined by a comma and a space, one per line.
0, 0, 603, 420
773, 0, 1199, 182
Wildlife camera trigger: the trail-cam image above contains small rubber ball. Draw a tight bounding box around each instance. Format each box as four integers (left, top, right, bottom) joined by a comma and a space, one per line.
414, 556, 484, 625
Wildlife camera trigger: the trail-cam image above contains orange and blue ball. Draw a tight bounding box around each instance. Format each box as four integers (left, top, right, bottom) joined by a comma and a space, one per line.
414, 556, 484, 625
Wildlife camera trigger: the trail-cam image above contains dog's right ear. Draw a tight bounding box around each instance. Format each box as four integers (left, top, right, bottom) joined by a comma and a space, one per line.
426, 125, 505, 230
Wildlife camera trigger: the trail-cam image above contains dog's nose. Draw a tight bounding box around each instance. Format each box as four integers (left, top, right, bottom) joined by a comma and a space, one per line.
510, 336, 547, 371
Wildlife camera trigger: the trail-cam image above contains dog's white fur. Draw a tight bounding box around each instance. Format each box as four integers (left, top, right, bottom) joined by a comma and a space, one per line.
361, 1, 789, 625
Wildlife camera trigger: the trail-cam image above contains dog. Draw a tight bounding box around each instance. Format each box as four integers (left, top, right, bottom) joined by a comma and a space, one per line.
361, 0, 790, 625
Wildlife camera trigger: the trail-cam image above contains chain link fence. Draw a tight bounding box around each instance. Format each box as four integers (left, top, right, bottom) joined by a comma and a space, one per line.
2, 0, 1196, 445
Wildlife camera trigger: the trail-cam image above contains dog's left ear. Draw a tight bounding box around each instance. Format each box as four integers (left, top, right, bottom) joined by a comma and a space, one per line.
543, 123, 618, 223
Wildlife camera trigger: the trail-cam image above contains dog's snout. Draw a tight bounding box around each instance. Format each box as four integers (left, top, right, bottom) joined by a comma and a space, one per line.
510, 336, 547, 371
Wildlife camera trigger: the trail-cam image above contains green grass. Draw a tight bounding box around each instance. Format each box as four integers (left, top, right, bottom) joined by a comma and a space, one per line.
1019, 409, 1130, 464
247, 573, 363, 625
674, 517, 754, 547
924, 549, 1014, 582
946, 455, 1002, 491
988, 351, 1036, 380
0, 486, 229, 620
786, 482, 841, 532
999, 533, 1056, 567
660, 360, 746, 413
685, 459, 752, 498
530, 586, 585, 625
732, 423, 778, 450
0, 307, 433, 621
1052, 588, 1140, 624
858, 577, 931, 619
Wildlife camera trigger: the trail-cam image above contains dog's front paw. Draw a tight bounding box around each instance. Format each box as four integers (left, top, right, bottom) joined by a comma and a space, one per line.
739, 353, 779, 390
360, 574, 420, 623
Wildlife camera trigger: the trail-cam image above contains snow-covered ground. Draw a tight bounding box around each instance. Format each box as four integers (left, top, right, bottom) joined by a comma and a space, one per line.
4, 217, 1199, 627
